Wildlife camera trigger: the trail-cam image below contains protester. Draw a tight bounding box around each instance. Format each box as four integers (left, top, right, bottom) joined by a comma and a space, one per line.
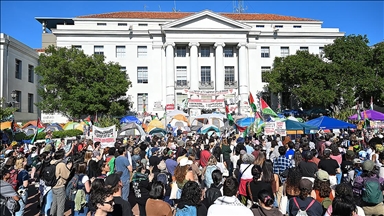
145, 181, 173, 216
288, 179, 323, 216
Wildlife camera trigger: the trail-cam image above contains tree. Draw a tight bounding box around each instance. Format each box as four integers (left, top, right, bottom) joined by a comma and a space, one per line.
0, 98, 17, 120
371, 42, 384, 106
35, 46, 131, 118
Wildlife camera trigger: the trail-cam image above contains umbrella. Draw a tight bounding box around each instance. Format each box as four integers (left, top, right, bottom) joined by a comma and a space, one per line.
120, 116, 142, 125
167, 110, 189, 117
348, 110, 384, 121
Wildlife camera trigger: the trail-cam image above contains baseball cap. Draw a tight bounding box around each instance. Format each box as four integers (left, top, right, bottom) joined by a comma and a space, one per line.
105, 171, 122, 188
346, 150, 355, 157
362, 160, 375, 172
151, 147, 159, 154
237, 137, 245, 144
179, 158, 192, 167
299, 179, 313, 191
316, 170, 329, 181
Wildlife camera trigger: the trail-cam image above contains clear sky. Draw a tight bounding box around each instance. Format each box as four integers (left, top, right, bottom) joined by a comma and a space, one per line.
1, 1, 383, 48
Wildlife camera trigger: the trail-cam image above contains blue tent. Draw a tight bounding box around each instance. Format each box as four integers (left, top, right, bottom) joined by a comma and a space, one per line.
120, 116, 142, 125
305, 116, 356, 130
284, 119, 318, 134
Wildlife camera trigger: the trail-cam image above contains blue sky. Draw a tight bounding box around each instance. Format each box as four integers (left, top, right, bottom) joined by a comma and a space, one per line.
1, 1, 383, 48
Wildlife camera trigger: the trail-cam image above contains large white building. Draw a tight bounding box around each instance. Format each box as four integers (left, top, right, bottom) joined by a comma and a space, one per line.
36, 10, 344, 116
0, 33, 40, 122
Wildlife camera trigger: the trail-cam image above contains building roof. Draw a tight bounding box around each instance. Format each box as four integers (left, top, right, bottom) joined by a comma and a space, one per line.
77, 11, 314, 21
35, 48, 46, 52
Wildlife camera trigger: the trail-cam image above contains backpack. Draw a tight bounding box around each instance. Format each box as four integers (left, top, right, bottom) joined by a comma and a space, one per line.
175, 205, 197, 216
204, 166, 218, 188
65, 174, 84, 201
204, 184, 222, 208
0, 196, 20, 214
157, 172, 169, 186
42, 161, 61, 187
362, 177, 383, 204
293, 197, 315, 216
6, 169, 18, 190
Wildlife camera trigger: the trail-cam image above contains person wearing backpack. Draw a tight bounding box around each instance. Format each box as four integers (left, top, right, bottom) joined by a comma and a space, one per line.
202, 156, 219, 189
1, 169, 20, 216
354, 160, 384, 215
312, 170, 334, 213
67, 162, 91, 216
48, 149, 72, 216
203, 170, 223, 209
288, 179, 323, 216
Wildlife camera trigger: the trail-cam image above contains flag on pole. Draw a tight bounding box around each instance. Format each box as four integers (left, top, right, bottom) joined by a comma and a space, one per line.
248, 92, 257, 112
235, 124, 247, 133
11, 119, 17, 132
260, 98, 278, 117
363, 109, 370, 128
357, 102, 361, 121
225, 105, 234, 126
94, 112, 99, 126
370, 96, 373, 110
31, 118, 45, 143
84, 115, 92, 126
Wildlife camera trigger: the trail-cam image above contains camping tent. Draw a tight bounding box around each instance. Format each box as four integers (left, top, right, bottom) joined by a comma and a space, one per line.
306, 116, 356, 130
236, 117, 264, 127
170, 114, 190, 127
199, 124, 220, 136
21, 120, 38, 129
148, 128, 167, 136
117, 122, 146, 141
63, 121, 86, 132
120, 116, 142, 125
348, 110, 384, 121
23, 125, 37, 136
146, 119, 165, 132
44, 123, 63, 132
191, 113, 226, 131
167, 110, 189, 117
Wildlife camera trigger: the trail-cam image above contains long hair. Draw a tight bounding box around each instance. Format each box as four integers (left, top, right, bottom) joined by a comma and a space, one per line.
286, 168, 302, 196
179, 181, 202, 205
331, 196, 357, 216
254, 152, 265, 167
261, 160, 274, 183
313, 178, 331, 198
174, 165, 189, 184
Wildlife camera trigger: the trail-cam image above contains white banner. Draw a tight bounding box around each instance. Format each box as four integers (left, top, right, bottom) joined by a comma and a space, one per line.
264, 122, 275, 135
187, 99, 225, 109
183, 89, 235, 96
275, 122, 287, 136
92, 125, 116, 148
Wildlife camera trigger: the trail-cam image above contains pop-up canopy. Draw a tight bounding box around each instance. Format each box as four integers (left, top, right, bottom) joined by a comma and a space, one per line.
306, 116, 356, 130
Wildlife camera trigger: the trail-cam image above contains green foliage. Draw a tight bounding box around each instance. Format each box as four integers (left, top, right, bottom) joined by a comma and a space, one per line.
24, 129, 83, 140
98, 115, 121, 130
0, 98, 17, 120
334, 108, 355, 122
35, 46, 131, 119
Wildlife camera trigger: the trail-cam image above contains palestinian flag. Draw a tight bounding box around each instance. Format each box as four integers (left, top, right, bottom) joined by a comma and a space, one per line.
356, 102, 361, 121
31, 118, 45, 143
260, 98, 278, 117
225, 105, 234, 126
248, 92, 257, 112
363, 110, 370, 128
94, 113, 99, 126
235, 124, 247, 133
370, 96, 373, 110
84, 115, 92, 126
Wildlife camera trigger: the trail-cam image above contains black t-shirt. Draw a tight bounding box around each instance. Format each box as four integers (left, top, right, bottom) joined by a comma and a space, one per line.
298, 161, 318, 178
149, 155, 161, 173
247, 181, 273, 202
340, 160, 354, 173
318, 158, 339, 175
110, 196, 133, 216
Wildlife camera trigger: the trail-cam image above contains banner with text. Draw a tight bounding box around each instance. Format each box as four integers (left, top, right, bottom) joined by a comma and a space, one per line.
183, 89, 235, 96
264, 122, 275, 135
275, 122, 287, 136
188, 99, 225, 109
92, 125, 116, 148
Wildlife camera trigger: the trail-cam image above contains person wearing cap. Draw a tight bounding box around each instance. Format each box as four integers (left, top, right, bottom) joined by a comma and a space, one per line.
318, 149, 340, 187
104, 172, 133, 216
114, 147, 132, 201
165, 150, 177, 176
288, 179, 323, 216
174, 158, 194, 198
149, 147, 161, 174
312, 170, 334, 206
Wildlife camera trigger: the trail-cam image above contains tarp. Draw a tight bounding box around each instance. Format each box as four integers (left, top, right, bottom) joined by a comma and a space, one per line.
120, 116, 142, 125
117, 122, 146, 142
306, 116, 357, 130
146, 119, 164, 132
348, 110, 384, 121
167, 110, 189, 117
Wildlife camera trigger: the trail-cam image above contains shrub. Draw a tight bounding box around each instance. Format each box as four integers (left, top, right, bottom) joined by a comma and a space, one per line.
24, 129, 83, 140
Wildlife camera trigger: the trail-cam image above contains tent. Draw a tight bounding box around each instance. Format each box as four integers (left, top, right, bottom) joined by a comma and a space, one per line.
348, 110, 384, 121
199, 124, 220, 136
146, 119, 165, 132
284, 119, 318, 134
170, 114, 190, 127
236, 117, 264, 127
44, 123, 63, 132
0, 121, 20, 130
63, 121, 86, 132
306, 116, 357, 130
191, 113, 226, 131
23, 125, 37, 136
148, 128, 167, 136
117, 122, 146, 141
167, 110, 189, 117
21, 120, 38, 129
120, 116, 142, 125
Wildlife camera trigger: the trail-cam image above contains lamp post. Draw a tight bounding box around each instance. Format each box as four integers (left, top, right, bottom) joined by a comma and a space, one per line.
142, 94, 147, 115
7, 90, 19, 110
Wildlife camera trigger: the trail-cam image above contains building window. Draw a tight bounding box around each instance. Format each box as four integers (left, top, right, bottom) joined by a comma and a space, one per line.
15, 90, 21, 112
224, 47, 234, 57
97, 23, 107, 26
200, 66, 211, 83
116, 46, 126, 58
94, 46, 104, 55
138, 23, 148, 26
300, 47, 309, 52
120, 67, 126, 73
28, 93, 34, 113
137, 93, 148, 111
72, 45, 82, 50
275, 25, 283, 28
261, 47, 270, 58
281, 47, 289, 57
261, 66, 271, 82
118, 23, 127, 26
28, 65, 34, 83
137, 46, 147, 57
176, 66, 187, 86
319, 47, 324, 55
176, 46, 187, 57
200, 47, 210, 57
293, 25, 302, 28
256, 25, 265, 28
137, 67, 148, 84
15, 59, 22, 79
225, 66, 235, 82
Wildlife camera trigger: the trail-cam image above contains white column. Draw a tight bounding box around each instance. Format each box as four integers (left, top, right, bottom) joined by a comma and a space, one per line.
165, 42, 175, 106
238, 43, 248, 113
214, 42, 225, 91
189, 42, 200, 90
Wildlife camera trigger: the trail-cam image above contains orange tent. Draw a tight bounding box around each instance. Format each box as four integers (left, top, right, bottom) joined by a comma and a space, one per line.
22, 120, 38, 129
170, 114, 190, 126
0, 121, 20, 130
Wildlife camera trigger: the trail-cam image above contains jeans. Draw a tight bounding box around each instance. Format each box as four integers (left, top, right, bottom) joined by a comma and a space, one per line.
51, 187, 66, 216
15, 190, 28, 216
41, 190, 53, 216
122, 181, 130, 201
74, 194, 89, 216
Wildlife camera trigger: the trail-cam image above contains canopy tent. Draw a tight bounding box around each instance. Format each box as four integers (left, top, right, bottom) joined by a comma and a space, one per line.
120, 116, 142, 125
117, 122, 146, 141
236, 117, 264, 127
44, 123, 63, 132
0, 121, 20, 130
148, 128, 167, 137
306, 116, 357, 130
146, 119, 165, 132
284, 119, 318, 134
167, 110, 189, 117
348, 110, 384, 121
63, 121, 86, 132
198, 124, 221, 136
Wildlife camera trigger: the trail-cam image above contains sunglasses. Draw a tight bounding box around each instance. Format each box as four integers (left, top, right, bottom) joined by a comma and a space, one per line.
104, 200, 114, 206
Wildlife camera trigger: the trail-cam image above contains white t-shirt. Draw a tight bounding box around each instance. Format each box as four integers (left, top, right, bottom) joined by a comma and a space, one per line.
239, 164, 253, 179
81, 175, 89, 184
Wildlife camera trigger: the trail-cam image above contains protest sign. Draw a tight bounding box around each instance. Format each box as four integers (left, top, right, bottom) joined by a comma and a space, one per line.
264, 122, 275, 135
92, 125, 116, 148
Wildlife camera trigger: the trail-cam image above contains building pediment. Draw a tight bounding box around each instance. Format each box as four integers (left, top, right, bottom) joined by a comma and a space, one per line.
162, 10, 251, 31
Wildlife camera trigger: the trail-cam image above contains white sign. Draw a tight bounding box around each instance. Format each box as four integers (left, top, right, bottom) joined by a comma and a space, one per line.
187, 99, 225, 109
183, 89, 235, 96
264, 122, 275, 135
275, 122, 287, 136
92, 125, 116, 148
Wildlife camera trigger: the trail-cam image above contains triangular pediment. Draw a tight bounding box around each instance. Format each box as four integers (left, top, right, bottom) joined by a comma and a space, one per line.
162, 10, 251, 30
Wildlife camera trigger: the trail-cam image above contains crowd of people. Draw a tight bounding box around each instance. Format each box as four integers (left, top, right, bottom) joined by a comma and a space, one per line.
1, 127, 384, 216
